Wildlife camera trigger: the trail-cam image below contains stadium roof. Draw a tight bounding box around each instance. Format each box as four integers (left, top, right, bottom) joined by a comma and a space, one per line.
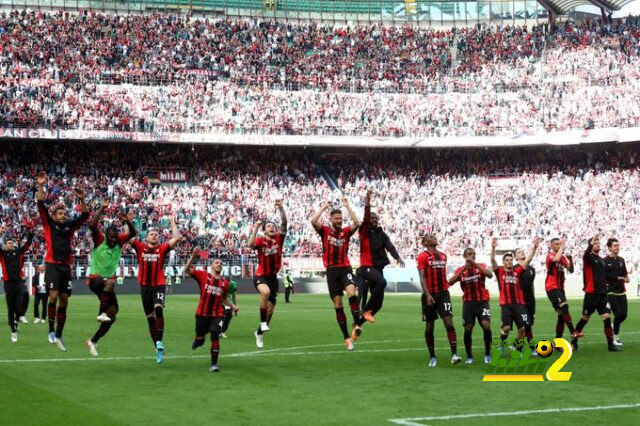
542, 0, 638, 14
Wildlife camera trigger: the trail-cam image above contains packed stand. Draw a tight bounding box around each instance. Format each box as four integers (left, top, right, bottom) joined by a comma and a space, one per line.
0, 142, 638, 273
0, 11, 640, 136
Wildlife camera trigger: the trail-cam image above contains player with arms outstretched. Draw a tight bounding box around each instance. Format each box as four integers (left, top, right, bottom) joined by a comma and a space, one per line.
352, 190, 404, 340
417, 234, 461, 367
248, 199, 287, 348
310, 198, 361, 351
491, 237, 538, 354
185, 249, 238, 372
131, 212, 180, 363
36, 172, 89, 351
85, 198, 137, 357
449, 247, 493, 364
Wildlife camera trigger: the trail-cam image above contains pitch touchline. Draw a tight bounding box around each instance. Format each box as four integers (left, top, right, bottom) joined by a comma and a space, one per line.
388, 402, 640, 425
0, 338, 635, 363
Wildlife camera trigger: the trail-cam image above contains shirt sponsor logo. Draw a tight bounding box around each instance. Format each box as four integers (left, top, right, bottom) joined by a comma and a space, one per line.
142, 253, 160, 262
263, 245, 279, 256
462, 273, 481, 283
205, 283, 223, 295
328, 236, 345, 247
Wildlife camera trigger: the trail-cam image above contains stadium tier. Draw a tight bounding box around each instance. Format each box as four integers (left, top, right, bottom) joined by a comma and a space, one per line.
0, 10, 639, 141
1, 141, 638, 276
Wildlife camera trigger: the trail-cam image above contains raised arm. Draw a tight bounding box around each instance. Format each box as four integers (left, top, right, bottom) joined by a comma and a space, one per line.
36, 172, 47, 202
248, 221, 263, 249
75, 188, 89, 215
310, 201, 329, 232
184, 247, 199, 277
521, 237, 540, 269
490, 237, 499, 271
341, 197, 361, 232
276, 199, 287, 235
566, 254, 574, 273
20, 223, 35, 253
362, 189, 372, 226
89, 198, 110, 231
167, 212, 180, 248
117, 210, 138, 242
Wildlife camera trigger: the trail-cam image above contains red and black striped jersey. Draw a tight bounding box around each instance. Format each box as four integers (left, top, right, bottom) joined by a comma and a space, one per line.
452, 263, 490, 302
545, 253, 571, 292
254, 232, 286, 277
496, 266, 526, 306
191, 270, 228, 317
417, 250, 449, 294
317, 225, 355, 269
132, 240, 170, 287
38, 200, 89, 265
583, 250, 606, 294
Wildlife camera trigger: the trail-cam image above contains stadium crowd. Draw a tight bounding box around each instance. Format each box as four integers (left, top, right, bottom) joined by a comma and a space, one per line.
0, 142, 638, 274
0, 11, 639, 136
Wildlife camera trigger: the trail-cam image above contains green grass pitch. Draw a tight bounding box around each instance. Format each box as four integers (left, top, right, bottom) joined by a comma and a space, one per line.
1, 294, 638, 425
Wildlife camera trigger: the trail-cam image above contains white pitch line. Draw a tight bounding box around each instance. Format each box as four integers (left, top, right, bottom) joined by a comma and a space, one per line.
388, 402, 640, 426
0, 337, 635, 364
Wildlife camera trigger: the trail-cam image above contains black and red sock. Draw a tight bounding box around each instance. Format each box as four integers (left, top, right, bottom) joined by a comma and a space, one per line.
425, 330, 435, 358
561, 306, 575, 334
463, 329, 472, 358
348, 296, 361, 324
210, 339, 220, 365
47, 302, 56, 333
555, 315, 565, 338
154, 307, 164, 342
91, 320, 114, 344
575, 318, 587, 334
483, 328, 492, 356
55, 307, 67, 338
446, 328, 457, 355
604, 318, 614, 348
147, 316, 157, 344
335, 307, 349, 339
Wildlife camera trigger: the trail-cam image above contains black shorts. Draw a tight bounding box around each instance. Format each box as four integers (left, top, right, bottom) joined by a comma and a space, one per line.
254, 275, 279, 304
326, 267, 355, 299
45, 263, 72, 295
462, 300, 491, 326
608, 294, 628, 318
501, 304, 529, 329
525, 304, 535, 326
140, 286, 166, 315
359, 266, 387, 288
88, 277, 119, 310
547, 289, 568, 310
582, 293, 610, 317
421, 291, 453, 322
195, 315, 223, 337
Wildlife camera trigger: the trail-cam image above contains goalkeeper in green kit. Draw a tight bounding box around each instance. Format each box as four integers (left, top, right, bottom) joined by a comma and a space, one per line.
85, 198, 137, 356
